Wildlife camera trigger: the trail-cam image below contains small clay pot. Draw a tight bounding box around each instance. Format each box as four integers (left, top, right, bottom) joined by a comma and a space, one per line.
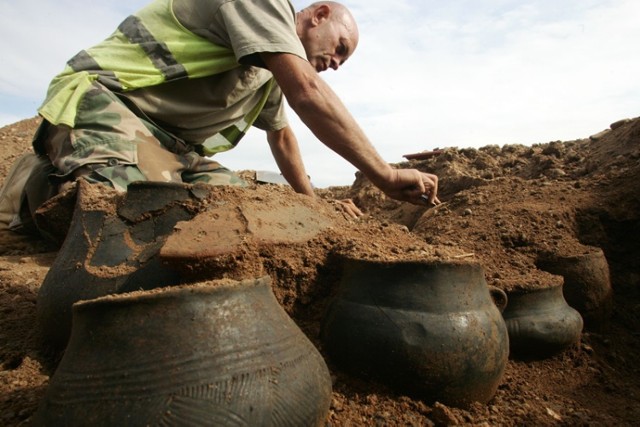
320, 258, 509, 408
537, 247, 612, 329
33, 276, 332, 426
502, 283, 584, 360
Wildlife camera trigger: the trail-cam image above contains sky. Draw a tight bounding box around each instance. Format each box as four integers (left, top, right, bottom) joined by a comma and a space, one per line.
1, 0, 639, 187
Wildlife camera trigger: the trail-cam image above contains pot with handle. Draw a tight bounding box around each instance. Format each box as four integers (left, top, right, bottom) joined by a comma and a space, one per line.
320, 258, 509, 408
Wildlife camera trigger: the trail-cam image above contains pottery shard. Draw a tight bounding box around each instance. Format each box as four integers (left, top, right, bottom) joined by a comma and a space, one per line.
160, 198, 332, 260
243, 203, 332, 244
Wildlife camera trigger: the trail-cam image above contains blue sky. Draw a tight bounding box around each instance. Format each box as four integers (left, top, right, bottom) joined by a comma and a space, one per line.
1, 0, 638, 187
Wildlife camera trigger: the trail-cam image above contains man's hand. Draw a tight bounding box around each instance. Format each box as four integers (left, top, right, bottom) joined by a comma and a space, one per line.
335, 198, 363, 218
377, 169, 441, 206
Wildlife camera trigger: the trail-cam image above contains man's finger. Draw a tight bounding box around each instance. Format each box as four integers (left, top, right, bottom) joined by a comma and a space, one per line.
337, 199, 363, 218
419, 193, 442, 206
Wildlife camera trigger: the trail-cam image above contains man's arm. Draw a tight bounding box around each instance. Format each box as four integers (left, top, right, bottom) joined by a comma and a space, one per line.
267, 126, 364, 218
259, 52, 439, 205
266, 126, 314, 197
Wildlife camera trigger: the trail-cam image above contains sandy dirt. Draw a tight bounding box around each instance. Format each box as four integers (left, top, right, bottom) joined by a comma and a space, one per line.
1, 116, 639, 425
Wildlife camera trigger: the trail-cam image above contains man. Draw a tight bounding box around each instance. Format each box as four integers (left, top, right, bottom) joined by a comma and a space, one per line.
4, 0, 439, 232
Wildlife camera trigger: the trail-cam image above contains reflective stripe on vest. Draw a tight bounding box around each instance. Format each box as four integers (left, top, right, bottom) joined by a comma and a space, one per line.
68, 0, 238, 90
200, 78, 275, 155
39, 0, 241, 126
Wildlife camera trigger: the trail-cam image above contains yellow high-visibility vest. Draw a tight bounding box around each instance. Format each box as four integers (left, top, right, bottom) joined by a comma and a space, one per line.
39, 0, 273, 154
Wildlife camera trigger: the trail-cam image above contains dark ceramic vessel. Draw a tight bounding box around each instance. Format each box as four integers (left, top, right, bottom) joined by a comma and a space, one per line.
36, 181, 209, 353
320, 259, 509, 408
34, 277, 332, 426
537, 248, 612, 329
502, 283, 584, 359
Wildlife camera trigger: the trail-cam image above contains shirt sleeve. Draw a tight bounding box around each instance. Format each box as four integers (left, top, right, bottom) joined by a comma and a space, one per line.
215, 0, 308, 64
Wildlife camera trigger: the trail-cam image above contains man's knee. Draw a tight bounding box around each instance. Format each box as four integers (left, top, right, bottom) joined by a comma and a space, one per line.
74, 162, 147, 192
0, 153, 58, 235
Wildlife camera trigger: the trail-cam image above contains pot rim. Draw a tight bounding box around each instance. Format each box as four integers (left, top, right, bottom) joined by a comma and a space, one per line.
536, 246, 605, 264
337, 254, 484, 270
72, 276, 271, 310
505, 280, 565, 296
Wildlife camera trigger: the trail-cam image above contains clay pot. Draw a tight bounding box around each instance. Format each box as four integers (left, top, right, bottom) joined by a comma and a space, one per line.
33, 276, 332, 426
502, 283, 584, 360
320, 259, 509, 408
536, 248, 612, 329
36, 180, 209, 353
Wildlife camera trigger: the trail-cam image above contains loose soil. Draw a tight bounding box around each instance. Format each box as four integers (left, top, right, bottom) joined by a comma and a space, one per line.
1, 116, 639, 426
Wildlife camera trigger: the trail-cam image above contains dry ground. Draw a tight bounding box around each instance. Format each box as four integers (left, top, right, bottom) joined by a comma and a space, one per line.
1, 116, 639, 425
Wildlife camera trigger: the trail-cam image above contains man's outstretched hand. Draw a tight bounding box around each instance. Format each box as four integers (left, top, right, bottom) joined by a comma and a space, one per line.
376, 169, 441, 206
329, 170, 438, 219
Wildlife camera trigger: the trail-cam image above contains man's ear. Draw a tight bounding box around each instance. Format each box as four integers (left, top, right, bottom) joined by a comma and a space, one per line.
311, 4, 331, 26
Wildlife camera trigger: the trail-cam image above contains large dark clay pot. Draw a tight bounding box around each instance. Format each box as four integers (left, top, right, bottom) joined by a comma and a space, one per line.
34, 277, 332, 426
502, 283, 584, 360
320, 259, 509, 408
536, 248, 612, 329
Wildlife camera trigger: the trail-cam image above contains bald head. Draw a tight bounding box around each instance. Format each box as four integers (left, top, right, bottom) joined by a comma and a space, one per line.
296, 2, 359, 72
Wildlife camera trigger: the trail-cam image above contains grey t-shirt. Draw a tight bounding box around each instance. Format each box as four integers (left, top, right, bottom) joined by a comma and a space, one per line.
125, 0, 308, 145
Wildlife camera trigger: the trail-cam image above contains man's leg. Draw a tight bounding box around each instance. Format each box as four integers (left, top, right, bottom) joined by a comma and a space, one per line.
41, 82, 246, 205
42, 83, 185, 191
178, 151, 247, 187
0, 153, 49, 231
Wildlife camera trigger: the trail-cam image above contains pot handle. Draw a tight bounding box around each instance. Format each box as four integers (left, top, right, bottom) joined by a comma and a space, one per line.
488, 286, 508, 313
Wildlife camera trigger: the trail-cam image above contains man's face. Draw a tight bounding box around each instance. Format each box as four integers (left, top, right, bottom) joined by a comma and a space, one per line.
300, 8, 358, 73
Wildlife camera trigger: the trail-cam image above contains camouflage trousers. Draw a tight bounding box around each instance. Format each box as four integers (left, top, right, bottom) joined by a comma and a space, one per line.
36, 81, 246, 193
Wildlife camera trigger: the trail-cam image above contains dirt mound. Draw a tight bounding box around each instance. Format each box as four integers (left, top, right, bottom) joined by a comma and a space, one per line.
1, 116, 640, 425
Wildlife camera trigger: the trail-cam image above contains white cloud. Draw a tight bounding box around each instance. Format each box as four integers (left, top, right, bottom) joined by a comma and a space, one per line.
0, 1, 144, 97
324, 0, 640, 152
